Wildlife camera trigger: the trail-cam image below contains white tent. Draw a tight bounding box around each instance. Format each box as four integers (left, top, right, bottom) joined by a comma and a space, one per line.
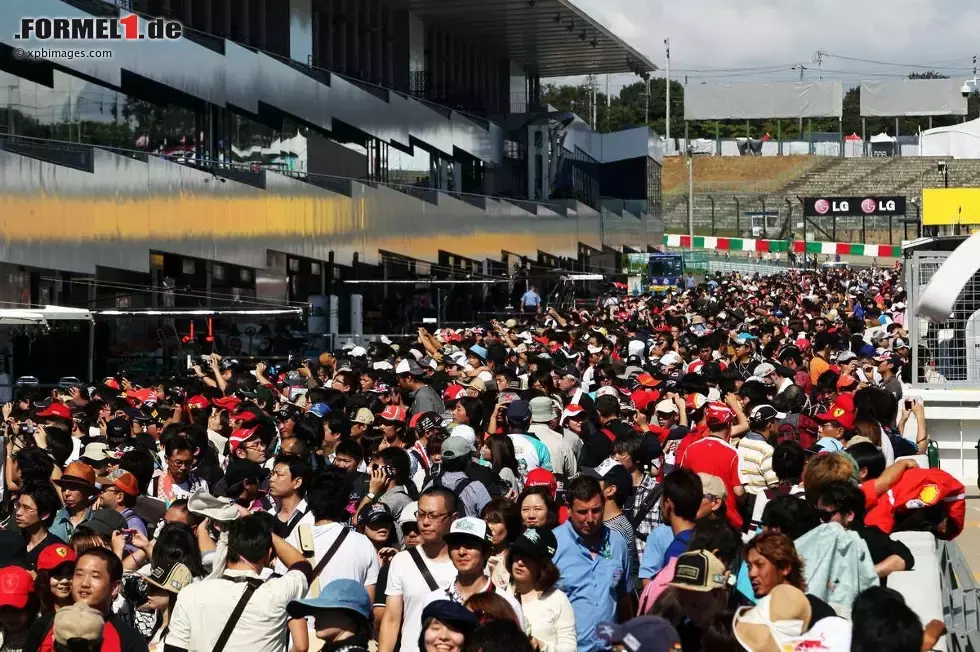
0, 305, 91, 326
920, 118, 980, 158
870, 132, 897, 143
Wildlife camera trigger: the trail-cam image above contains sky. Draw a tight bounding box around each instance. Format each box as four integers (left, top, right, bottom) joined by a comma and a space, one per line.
560, 0, 980, 94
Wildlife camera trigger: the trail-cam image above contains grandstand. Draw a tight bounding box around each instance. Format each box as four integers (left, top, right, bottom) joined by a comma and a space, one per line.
663, 156, 980, 242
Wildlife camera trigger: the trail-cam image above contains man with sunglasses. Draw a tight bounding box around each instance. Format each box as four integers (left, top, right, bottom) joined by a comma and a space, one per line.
815, 480, 913, 584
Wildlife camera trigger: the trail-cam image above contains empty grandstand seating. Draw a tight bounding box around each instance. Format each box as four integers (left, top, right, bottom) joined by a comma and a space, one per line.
663, 156, 980, 243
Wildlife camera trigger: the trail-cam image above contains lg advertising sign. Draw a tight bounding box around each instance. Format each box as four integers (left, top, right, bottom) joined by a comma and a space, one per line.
803, 196, 906, 218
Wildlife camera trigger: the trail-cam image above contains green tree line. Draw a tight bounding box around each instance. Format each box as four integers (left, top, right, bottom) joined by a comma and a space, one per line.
542, 72, 980, 139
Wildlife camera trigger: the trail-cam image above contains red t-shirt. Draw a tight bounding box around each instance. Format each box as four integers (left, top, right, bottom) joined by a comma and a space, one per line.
679, 436, 744, 530
673, 423, 709, 465
40, 621, 123, 652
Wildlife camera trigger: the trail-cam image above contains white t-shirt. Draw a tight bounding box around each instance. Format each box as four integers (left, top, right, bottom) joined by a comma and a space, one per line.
422, 579, 526, 629
168, 568, 308, 652
276, 522, 379, 589
386, 549, 457, 652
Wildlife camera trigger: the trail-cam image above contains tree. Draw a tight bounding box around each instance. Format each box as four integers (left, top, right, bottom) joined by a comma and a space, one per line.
542, 69, 979, 140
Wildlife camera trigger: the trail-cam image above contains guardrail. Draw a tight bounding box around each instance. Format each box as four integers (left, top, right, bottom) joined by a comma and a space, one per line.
941, 540, 980, 651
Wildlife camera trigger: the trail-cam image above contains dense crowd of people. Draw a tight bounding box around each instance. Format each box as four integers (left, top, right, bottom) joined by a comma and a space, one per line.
0, 264, 963, 652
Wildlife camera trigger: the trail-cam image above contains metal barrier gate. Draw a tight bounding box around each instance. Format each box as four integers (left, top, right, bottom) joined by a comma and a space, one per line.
908, 250, 980, 387
941, 540, 980, 651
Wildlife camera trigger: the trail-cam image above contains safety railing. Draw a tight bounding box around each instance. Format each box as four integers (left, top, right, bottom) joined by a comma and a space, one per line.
940, 540, 980, 652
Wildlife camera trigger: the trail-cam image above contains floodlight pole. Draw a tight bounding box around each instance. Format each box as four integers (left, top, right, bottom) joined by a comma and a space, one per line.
664, 38, 671, 151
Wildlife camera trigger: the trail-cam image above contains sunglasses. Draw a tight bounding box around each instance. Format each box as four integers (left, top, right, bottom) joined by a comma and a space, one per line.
816, 507, 839, 523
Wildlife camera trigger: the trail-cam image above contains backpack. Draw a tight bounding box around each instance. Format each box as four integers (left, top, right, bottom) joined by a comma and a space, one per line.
888, 430, 918, 458
432, 474, 475, 497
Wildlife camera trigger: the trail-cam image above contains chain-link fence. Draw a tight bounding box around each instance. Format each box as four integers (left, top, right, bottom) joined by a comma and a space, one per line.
909, 250, 980, 387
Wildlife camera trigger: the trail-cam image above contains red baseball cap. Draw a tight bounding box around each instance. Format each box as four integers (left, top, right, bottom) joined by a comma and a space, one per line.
0, 567, 33, 608
36, 402, 71, 419
379, 405, 407, 423
525, 468, 557, 499
559, 404, 586, 426
213, 396, 242, 412
704, 401, 735, 427
185, 395, 210, 410
635, 373, 660, 388
631, 389, 660, 414
229, 426, 260, 453
36, 543, 77, 572
836, 375, 858, 391
815, 393, 856, 430
125, 387, 156, 407
443, 384, 466, 402
685, 394, 708, 412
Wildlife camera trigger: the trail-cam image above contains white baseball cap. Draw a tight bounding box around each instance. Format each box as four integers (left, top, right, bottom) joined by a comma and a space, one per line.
398, 502, 419, 528
444, 517, 491, 544
451, 424, 477, 446
655, 399, 679, 415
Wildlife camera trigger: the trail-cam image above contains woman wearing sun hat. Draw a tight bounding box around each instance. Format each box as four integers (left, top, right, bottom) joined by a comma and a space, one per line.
287, 579, 372, 652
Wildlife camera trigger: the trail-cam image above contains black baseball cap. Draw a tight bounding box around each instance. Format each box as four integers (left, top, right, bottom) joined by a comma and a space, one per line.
510, 527, 557, 560
748, 404, 787, 426
582, 459, 634, 503
415, 412, 441, 435
360, 503, 395, 526
505, 400, 532, 423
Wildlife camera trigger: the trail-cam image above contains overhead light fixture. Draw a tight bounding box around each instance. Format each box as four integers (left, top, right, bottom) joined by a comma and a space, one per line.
553, 12, 561, 23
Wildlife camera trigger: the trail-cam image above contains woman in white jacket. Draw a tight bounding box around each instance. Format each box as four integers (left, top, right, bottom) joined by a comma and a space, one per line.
507, 528, 577, 652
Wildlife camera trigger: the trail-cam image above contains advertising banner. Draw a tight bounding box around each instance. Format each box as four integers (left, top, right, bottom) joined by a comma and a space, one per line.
802, 196, 906, 218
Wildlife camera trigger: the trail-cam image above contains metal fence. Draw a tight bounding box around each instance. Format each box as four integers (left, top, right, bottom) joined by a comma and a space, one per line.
941, 540, 980, 651
908, 250, 980, 386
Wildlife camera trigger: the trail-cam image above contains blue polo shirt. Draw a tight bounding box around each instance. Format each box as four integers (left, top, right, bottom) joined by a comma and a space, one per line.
553, 520, 632, 652
662, 527, 694, 568
520, 290, 540, 307
638, 524, 675, 579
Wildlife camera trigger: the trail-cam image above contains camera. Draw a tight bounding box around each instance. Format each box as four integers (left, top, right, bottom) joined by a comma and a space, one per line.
17, 422, 35, 436
961, 81, 973, 98
371, 463, 396, 479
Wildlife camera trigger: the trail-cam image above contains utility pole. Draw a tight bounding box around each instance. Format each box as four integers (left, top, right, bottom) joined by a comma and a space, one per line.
794, 64, 806, 134
586, 74, 597, 130
665, 38, 671, 151
687, 146, 694, 245
644, 77, 650, 125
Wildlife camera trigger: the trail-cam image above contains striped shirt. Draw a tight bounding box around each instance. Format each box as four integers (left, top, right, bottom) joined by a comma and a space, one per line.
605, 514, 638, 581
737, 432, 778, 494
